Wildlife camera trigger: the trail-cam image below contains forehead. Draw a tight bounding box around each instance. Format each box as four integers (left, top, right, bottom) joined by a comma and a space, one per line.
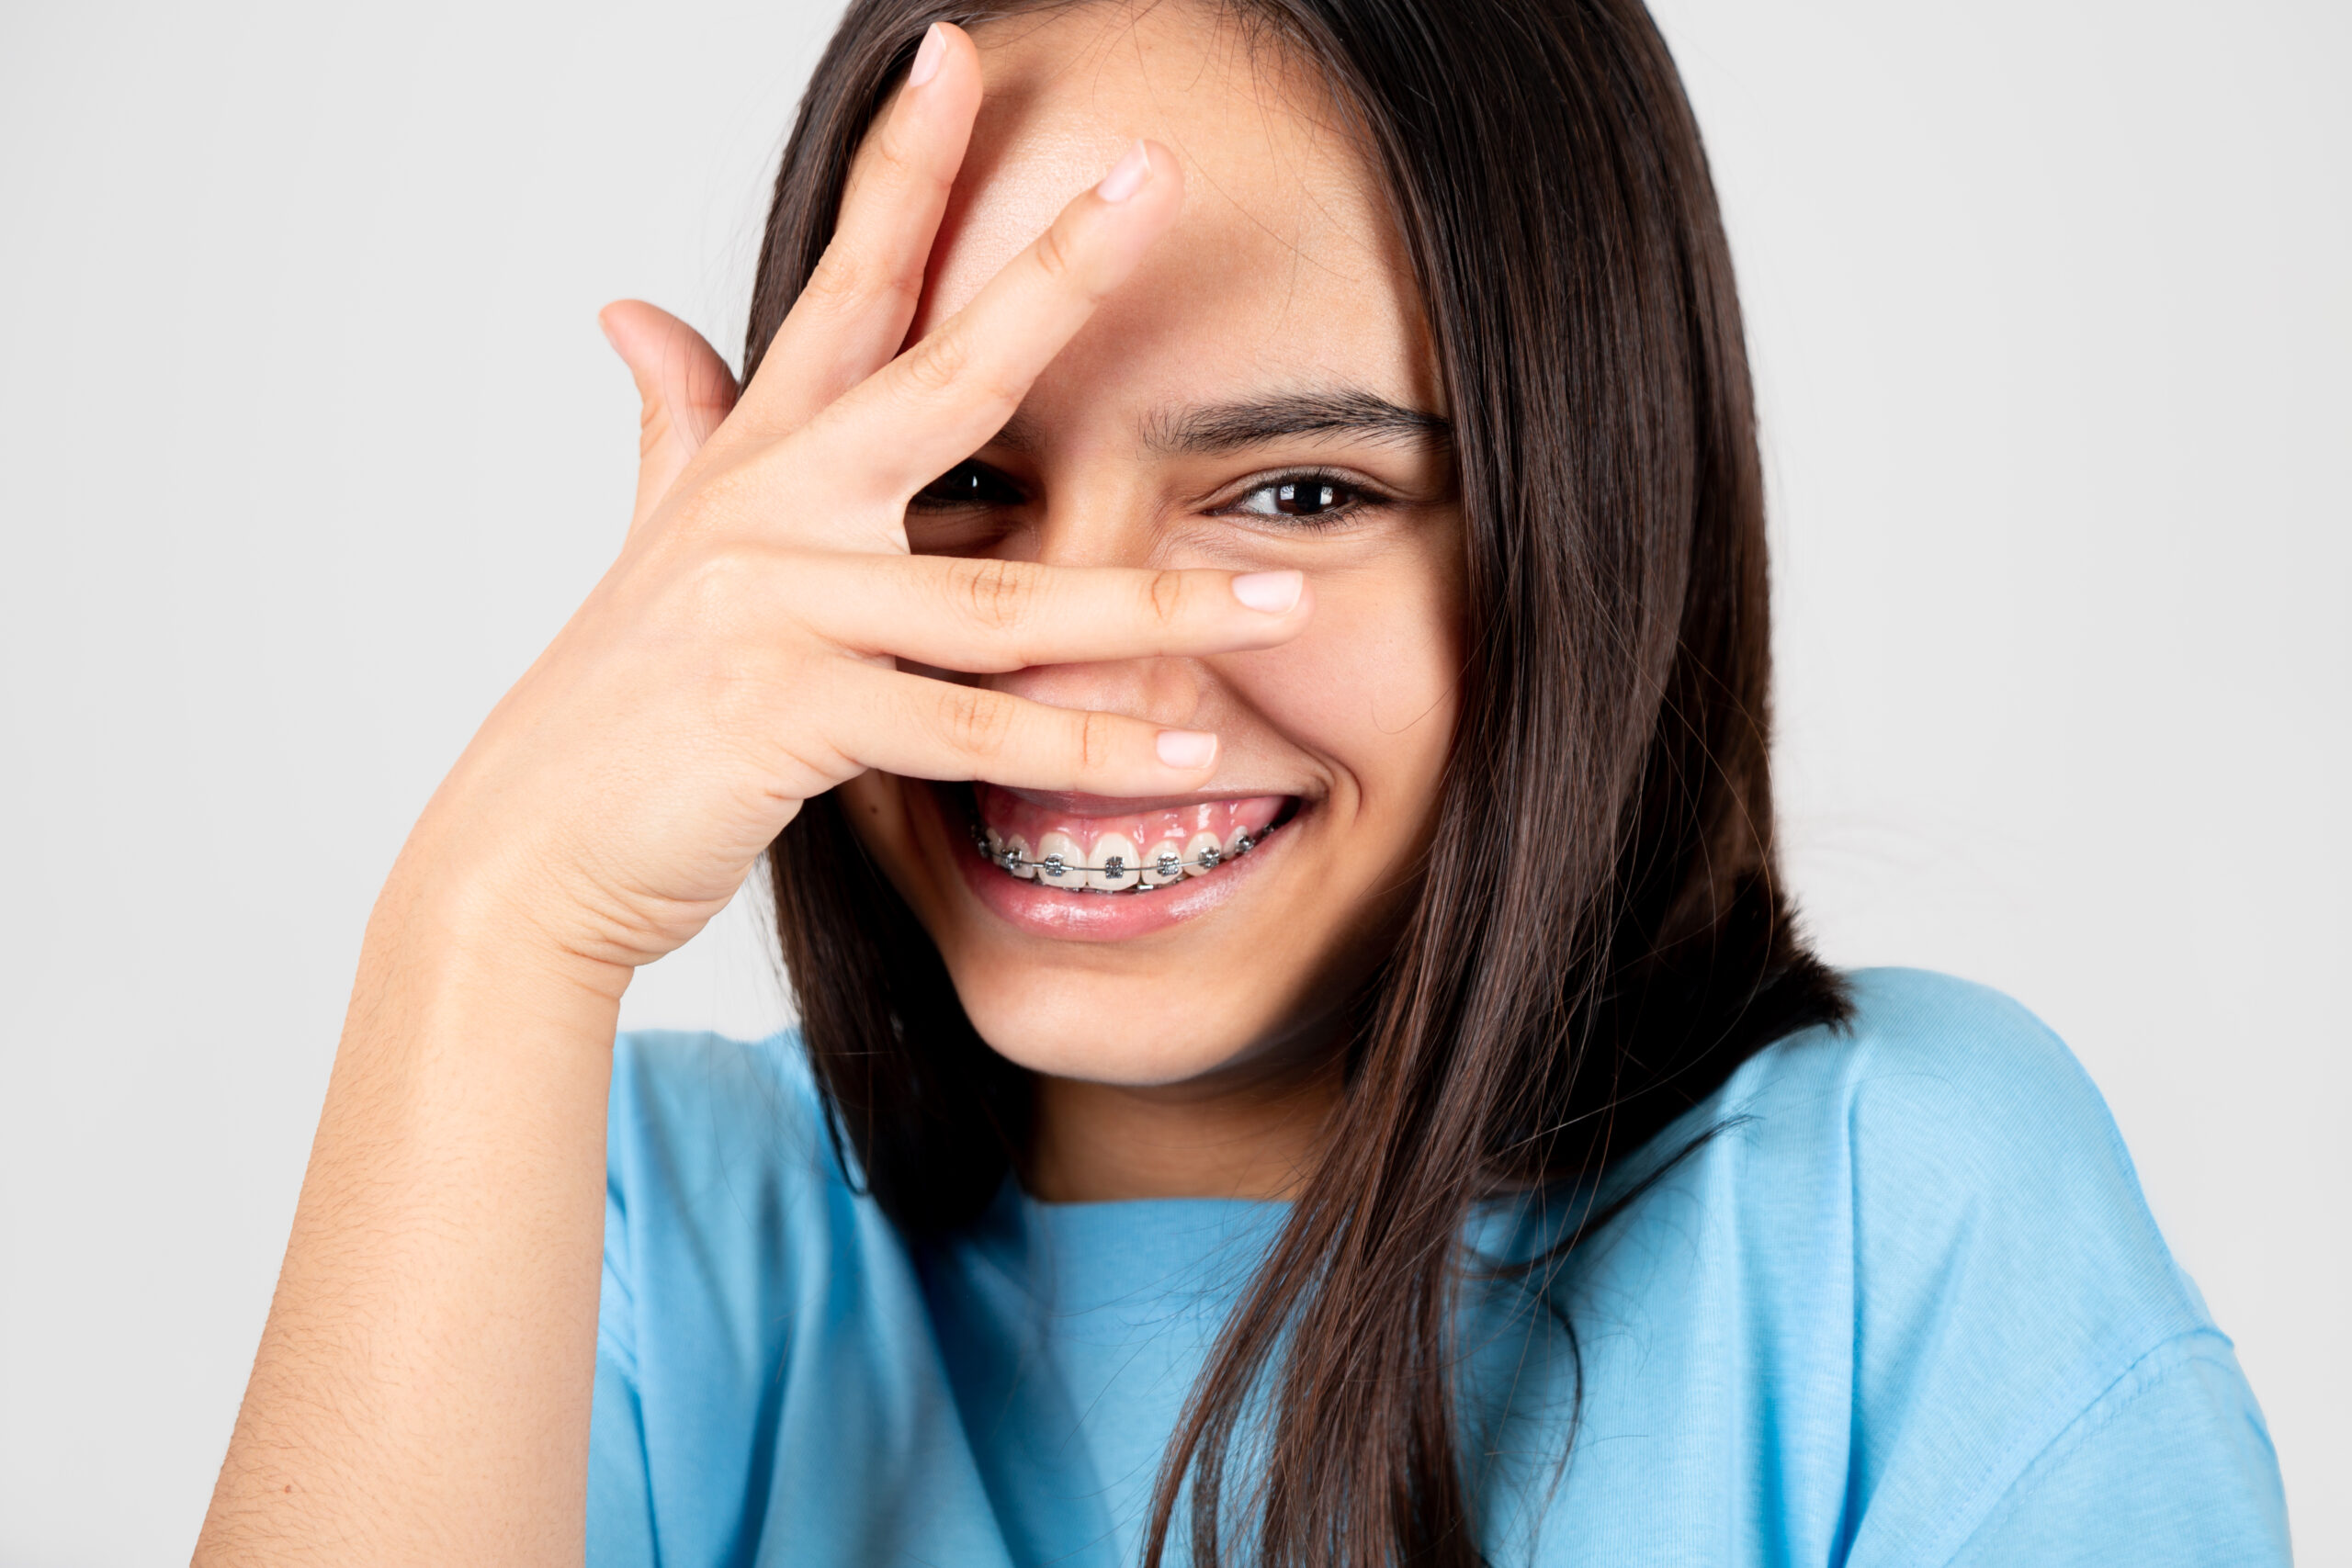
907, 2, 1438, 425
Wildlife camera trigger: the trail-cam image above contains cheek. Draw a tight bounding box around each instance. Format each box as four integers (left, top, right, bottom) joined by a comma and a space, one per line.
1229, 539, 1462, 821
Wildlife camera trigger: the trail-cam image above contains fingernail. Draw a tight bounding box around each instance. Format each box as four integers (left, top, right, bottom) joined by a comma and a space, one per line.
1230, 570, 1303, 614
1095, 141, 1152, 204
1155, 729, 1217, 770
909, 23, 946, 88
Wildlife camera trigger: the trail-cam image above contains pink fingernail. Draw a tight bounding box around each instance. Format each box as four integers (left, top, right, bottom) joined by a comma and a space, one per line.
1230, 570, 1303, 614
1155, 729, 1216, 770
909, 23, 946, 87
1095, 141, 1152, 204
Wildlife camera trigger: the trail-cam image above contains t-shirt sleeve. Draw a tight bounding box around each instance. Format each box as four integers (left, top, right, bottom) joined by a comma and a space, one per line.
1946, 1330, 2290, 1567
1815, 971, 2291, 1563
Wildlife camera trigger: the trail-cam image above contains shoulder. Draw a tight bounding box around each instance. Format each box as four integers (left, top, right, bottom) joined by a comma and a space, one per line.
1699, 970, 2244, 1561
1714, 967, 2204, 1341
1713, 968, 2163, 1247
1481, 974, 2277, 1563
1725, 965, 2117, 1145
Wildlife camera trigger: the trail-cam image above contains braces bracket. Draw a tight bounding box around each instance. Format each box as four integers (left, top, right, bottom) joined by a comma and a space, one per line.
969, 824, 1261, 890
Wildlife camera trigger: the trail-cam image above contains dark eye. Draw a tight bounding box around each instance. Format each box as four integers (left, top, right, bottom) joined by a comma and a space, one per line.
1229, 475, 1366, 519
912, 460, 1024, 509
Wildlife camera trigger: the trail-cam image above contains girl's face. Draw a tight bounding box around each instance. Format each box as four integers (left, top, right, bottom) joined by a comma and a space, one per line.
844, 3, 1463, 1089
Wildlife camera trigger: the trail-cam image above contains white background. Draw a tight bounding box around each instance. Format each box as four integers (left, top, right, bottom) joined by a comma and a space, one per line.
1, 1, 2343, 1562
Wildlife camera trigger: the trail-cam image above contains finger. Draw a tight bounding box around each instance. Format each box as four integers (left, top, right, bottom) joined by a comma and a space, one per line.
599, 300, 739, 536
793, 556, 1312, 671
821, 663, 1222, 794
808, 139, 1184, 505
734, 22, 980, 440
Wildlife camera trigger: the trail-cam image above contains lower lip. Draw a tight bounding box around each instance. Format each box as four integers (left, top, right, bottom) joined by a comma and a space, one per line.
938, 788, 1296, 943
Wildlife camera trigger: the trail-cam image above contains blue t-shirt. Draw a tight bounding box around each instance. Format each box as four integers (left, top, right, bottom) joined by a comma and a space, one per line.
587, 969, 2290, 1565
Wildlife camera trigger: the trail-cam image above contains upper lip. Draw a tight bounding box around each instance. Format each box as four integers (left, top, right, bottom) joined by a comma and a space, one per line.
988, 787, 1304, 815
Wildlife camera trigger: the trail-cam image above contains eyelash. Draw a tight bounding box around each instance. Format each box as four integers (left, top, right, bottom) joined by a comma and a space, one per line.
907, 461, 1391, 527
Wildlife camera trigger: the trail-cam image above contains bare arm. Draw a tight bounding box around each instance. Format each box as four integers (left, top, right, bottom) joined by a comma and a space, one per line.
190, 26, 1278, 1562
194, 875, 626, 1562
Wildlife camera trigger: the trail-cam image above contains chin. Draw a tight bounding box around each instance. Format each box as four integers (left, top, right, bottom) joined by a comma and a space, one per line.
951, 979, 1291, 1087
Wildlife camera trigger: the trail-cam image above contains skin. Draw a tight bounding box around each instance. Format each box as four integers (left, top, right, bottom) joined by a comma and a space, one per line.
855, 7, 1462, 1200
196, 6, 1459, 1562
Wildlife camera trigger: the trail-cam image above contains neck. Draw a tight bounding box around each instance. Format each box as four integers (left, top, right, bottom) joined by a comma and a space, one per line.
1024, 1052, 1343, 1203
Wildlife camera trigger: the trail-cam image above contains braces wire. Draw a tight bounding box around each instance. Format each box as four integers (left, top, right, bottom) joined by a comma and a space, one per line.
969, 825, 1261, 887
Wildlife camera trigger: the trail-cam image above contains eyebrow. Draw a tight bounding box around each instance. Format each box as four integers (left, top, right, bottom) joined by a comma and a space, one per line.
1145, 389, 1451, 456
989, 389, 1451, 457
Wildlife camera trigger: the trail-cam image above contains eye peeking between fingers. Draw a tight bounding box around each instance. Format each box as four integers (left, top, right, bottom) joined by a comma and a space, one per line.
910, 460, 1390, 528
1218, 471, 1385, 524
913, 459, 1026, 511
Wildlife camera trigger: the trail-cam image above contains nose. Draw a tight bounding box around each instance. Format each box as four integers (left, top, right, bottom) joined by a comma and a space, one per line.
983, 478, 1207, 726
989, 654, 1208, 728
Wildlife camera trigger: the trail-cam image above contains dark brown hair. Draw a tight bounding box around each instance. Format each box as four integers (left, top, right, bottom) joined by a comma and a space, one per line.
754, 1, 1848, 1562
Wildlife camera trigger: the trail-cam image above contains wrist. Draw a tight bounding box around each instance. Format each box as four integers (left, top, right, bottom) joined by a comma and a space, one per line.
360, 839, 639, 1032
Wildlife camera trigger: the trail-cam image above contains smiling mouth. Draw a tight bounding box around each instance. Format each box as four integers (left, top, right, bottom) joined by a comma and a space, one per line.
960, 784, 1299, 894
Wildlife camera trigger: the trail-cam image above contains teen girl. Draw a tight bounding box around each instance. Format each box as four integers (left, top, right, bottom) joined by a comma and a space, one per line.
198, 2, 2290, 1562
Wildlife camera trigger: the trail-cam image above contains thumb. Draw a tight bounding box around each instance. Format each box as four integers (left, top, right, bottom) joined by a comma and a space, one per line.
598, 299, 740, 536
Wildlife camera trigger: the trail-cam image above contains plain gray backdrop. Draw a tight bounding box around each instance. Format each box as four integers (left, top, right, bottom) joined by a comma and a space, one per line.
2, 2, 2344, 1562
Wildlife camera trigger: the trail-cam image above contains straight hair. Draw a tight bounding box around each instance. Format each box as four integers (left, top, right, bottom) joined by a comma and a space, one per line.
752, 2, 1849, 1562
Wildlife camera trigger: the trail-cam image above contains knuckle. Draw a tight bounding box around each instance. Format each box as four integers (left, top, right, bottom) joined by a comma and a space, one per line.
1031, 217, 1082, 288
938, 685, 1014, 760
899, 332, 1020, 420
949, 558, 1037, 635
1144, 569, 1186, 629
1078, 710, 1116, 774
636, 400, 675, 463
666, 541, 766, 629
810, 241, 920, 322
901, 330, 970, 397
804, 242, 869, 310
867, 124, 919, 185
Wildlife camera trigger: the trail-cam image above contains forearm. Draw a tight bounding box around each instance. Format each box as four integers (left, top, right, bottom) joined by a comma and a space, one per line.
196, 866, 627, 1566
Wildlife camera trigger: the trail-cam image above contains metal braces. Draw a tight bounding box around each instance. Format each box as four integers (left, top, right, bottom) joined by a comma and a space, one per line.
969, 823, 1261, 890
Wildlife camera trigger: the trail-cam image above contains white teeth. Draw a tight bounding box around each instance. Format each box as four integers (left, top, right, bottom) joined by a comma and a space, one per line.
1086, 832, 1139, 891
1142, 839, 1186, 886
1035, 830, 1084, 887
1002, 833, 1035, 879
984, 817, 1275, 890
1182, 831, 1223, 877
